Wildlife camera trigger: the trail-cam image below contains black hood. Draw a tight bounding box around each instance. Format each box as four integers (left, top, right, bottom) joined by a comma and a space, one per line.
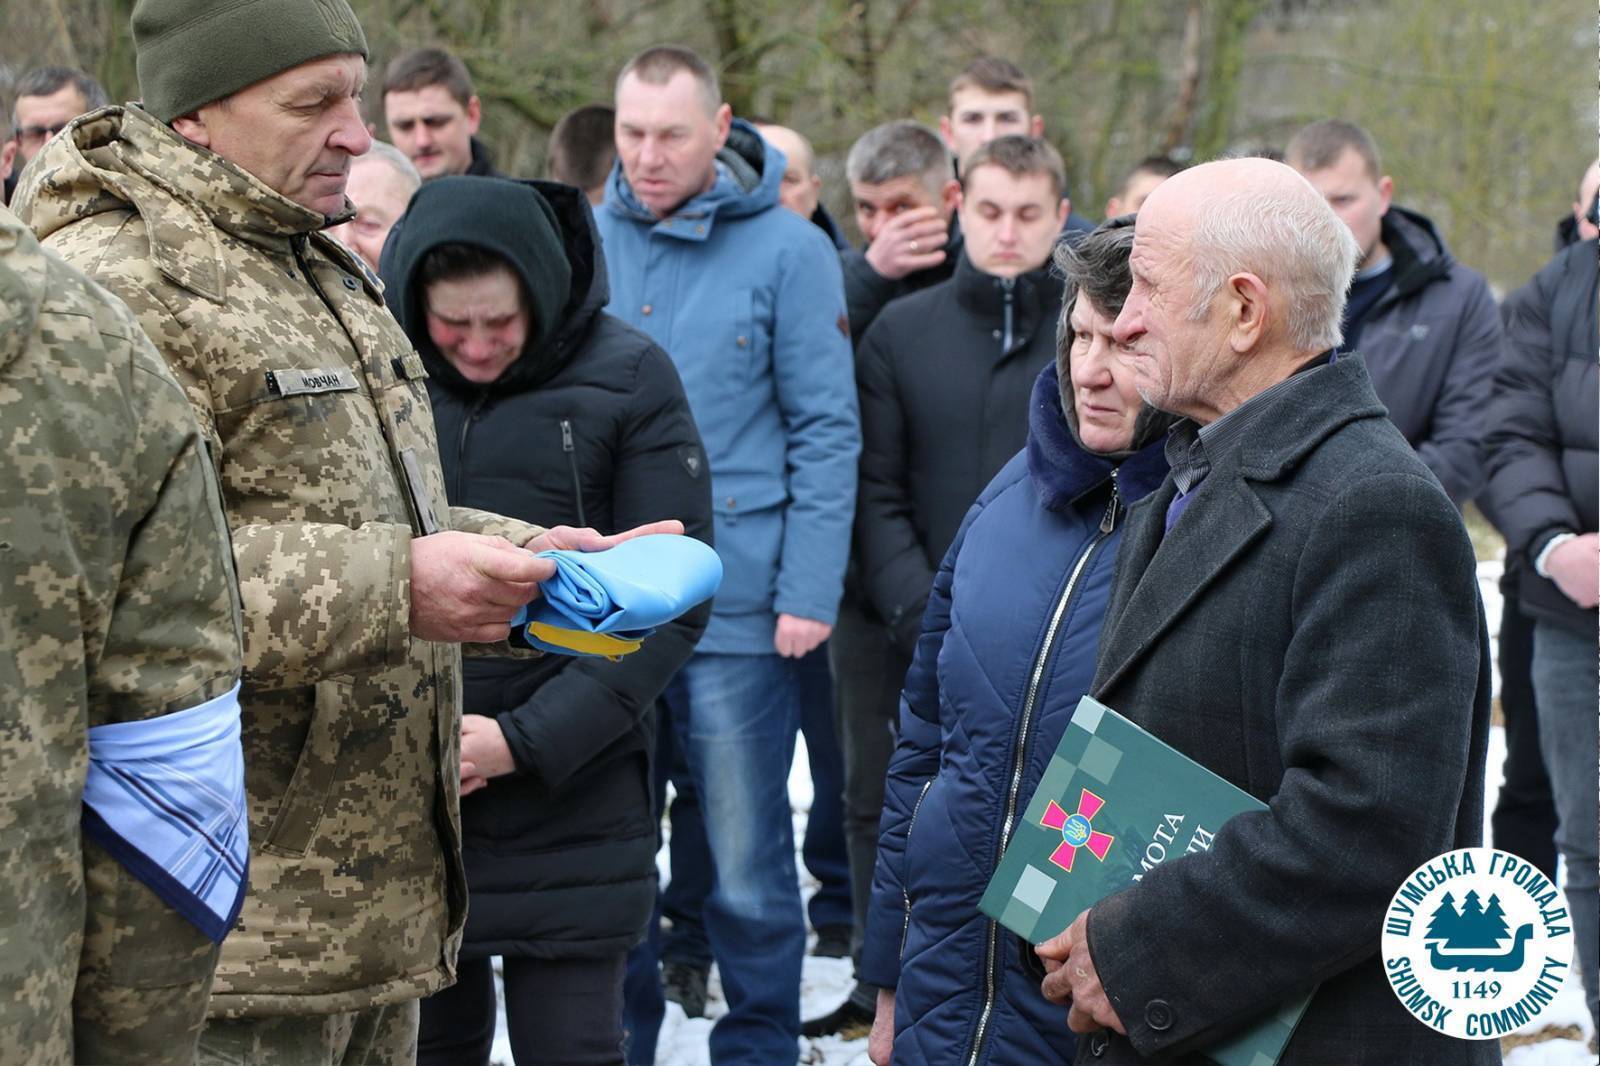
1380, 205, 1454, 300
382, 177, 608, 396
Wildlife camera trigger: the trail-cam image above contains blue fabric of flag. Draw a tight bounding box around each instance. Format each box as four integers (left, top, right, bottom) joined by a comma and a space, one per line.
511, 534, 723, 657
81, 682, 247, 944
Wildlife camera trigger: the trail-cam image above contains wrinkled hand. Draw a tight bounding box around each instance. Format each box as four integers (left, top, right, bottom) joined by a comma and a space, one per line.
1037, 909, 1126, 1035
410, 531, 555, 644
774, 613, 831, 658
525, 519, 685, 554
459, 714, 515, 796
1546, 532, 1599, 608
864, 206, 950, 281
868, 988, 896, 1066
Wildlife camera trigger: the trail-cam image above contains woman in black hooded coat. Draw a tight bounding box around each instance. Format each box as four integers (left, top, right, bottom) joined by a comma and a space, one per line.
380, 176, 713, 1066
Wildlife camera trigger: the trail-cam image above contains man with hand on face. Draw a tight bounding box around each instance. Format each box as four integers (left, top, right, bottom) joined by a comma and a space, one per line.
13, 2, 671, 1060
840, 120, 960, 339
384, 46, 501, 181
1033, 158, 1490, 1065
809, 133, 1071, 1042
328, 139, 420, 271
597, 44, 858, 1066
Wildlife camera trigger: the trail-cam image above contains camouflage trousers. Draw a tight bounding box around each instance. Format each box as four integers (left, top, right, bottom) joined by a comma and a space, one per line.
194, 999, 419, 1066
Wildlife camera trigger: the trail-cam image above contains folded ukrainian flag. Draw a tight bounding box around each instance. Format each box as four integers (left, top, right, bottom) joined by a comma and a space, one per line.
511, 534, 722, 659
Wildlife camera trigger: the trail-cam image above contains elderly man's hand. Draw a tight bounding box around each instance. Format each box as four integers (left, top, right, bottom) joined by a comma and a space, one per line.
863, 206, 950, 281
409, 531, 554, 643
1037, 909, 1127, 1035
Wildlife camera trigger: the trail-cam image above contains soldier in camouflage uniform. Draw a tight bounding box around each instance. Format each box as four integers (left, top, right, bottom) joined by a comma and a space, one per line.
13, 1, 680, 1061
0, 202, 244, 1065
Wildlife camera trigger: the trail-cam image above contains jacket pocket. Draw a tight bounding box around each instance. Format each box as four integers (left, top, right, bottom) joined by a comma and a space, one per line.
261, 678, 354, 858
709, 472, 789, 615
899, 777, 935, 960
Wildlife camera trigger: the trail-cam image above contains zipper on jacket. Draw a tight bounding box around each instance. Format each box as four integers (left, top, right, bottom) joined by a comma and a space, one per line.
965, 483, 1120, 1066
899, 778, 936, 960
454, 393, 489, 502
1000, 278, 1016, 352
560, 419, 588, 527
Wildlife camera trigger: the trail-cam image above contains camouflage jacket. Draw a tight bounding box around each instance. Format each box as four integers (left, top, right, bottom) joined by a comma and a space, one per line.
0, 205, 242, 1063
15, 107, 544, 1017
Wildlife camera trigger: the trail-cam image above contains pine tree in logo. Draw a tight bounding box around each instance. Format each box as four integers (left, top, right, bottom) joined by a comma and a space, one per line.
1425, 891, 1461, 944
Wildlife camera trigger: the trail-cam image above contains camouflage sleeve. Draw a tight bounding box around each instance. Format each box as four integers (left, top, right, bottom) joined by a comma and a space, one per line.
448, 504, 545, 546
75, 315, 240, 1062
88, 354, 243, 725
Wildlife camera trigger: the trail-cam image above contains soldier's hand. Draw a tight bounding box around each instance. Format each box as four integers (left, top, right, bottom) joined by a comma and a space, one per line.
863, 206, 950, 281
525, 519, 685, 554
409, 531, 554, 644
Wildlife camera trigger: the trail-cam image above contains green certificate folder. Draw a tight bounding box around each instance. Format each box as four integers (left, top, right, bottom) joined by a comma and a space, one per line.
978, 695, 1312, 1066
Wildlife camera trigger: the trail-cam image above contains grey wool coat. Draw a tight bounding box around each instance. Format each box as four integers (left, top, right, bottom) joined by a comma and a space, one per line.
1077, 355, 1496, 1066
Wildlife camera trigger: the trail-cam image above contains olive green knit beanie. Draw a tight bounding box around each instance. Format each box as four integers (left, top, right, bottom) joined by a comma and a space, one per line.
133, 0, 369, 123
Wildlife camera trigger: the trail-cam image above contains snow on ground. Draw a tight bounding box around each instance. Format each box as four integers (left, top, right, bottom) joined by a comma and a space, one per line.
493, 561, 1594, 1066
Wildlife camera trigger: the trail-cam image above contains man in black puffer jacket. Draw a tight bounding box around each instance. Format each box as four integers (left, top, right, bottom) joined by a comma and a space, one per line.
1484, 234, 1599, 1038
380, 176, 714, 1066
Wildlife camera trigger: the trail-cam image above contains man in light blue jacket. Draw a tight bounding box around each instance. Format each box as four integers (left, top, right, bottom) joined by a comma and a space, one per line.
598, 44, 859, 1066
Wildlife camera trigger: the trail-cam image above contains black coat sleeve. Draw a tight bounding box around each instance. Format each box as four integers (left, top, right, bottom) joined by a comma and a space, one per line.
496, 340, 713, 790
854, 318, 937, 655
1483, 261, 1581, 564
842, 248, 900, 341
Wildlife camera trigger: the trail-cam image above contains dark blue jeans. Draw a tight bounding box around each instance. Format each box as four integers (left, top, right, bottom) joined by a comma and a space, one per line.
1531, 618, 1598, 1033
622, 653, 805, 1065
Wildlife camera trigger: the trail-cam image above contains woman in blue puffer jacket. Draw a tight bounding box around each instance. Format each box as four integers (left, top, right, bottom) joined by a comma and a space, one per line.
861, 218, 1175, 1065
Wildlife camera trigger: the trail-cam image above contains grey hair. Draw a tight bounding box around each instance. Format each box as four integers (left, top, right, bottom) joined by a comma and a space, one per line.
1054, 218, 1135, 349
357, 139, 421, 190
1182, 181, 1359, 352
845, 121, 950, 197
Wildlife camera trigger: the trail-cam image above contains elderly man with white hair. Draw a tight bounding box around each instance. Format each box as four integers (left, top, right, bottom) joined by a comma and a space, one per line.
329, 139, 420, 271
1034, 158, 1494, 1065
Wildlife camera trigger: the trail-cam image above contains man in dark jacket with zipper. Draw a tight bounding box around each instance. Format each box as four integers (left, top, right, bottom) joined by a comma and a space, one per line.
1483, 233, 1599, 1036
808, 134, 1071, 1040
1288, 120, 1502, 504
379, 175, 714, 1065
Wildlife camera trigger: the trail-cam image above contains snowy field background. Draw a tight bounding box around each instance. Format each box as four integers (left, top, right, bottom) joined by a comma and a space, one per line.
494, 559, 1597, 1066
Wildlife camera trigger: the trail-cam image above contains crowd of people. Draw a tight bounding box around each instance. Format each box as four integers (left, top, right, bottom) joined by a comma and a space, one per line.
0, 2, 1594, 1065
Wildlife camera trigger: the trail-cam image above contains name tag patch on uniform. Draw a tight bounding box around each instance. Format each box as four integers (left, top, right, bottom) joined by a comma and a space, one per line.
266, 368, 358, 397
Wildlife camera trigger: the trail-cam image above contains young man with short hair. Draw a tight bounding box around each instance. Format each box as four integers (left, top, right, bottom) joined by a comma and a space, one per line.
1288, 119, 1502, 504
383, 46, 500, 180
